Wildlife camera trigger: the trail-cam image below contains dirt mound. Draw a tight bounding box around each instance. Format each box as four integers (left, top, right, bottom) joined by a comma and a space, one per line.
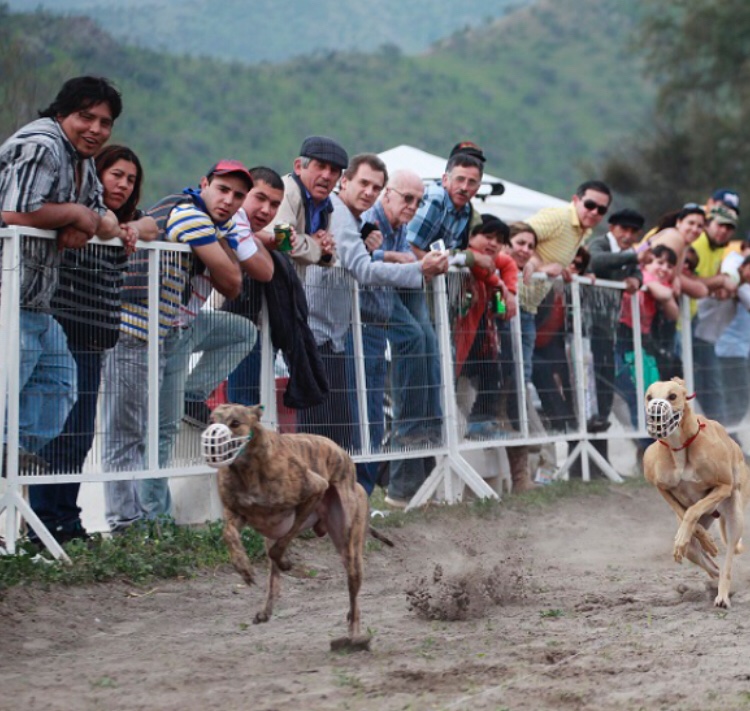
405, 551, 527, 621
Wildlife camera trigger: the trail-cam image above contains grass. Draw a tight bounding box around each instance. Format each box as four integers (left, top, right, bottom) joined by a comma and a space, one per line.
0, 517, 264, 592
0, 476, 646, 593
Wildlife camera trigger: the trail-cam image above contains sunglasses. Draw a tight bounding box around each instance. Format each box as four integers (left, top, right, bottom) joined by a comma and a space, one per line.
389, 188, 425, 207
582, 199, 609, 215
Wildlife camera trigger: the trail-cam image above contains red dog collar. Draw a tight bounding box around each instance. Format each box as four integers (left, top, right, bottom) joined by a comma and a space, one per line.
658, 420, 705, 451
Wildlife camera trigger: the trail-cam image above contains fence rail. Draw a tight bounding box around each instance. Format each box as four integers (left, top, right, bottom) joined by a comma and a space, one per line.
1, 226, 748, 558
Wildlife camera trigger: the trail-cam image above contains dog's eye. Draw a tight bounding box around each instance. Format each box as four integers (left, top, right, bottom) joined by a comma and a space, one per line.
646, 394, 652, 401
668, 394, 676, 401
230, 419, 241, 429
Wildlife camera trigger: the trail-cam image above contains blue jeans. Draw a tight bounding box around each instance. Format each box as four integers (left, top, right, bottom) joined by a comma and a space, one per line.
101, 333, 171, 530
519, 309, 536, 384
693, 336, 727, 423
32, 346, 103, 531
387, 290, 441, 500
16, 311, 77, 454
227, 337, 262, 406
389, 291, 441, 437
183, 311, 257, 403
346, 324, 387, 495
718, 356, 748, 427
161, 311, 256, 464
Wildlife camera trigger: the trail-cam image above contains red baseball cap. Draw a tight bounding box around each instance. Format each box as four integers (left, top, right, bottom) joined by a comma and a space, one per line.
206, 160, 254, 190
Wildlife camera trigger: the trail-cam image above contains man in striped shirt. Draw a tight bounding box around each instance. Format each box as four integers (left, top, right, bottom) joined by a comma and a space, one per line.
101, 161, 250, 531
0, 76, 121, 479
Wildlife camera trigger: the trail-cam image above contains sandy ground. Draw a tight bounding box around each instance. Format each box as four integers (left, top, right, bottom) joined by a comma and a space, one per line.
4, 482, 750, 711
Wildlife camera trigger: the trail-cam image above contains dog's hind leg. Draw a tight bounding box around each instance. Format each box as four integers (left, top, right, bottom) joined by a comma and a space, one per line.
223, 509, 255, 587
685, 537, 720, 580
327, 484, 370, 651
714, 494, 745, 608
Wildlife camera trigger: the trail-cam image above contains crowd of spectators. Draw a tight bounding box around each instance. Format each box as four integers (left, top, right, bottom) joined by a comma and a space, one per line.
2, 76, 749, 544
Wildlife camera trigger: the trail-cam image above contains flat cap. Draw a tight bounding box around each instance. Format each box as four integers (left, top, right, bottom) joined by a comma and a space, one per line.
299, 135, 348, 170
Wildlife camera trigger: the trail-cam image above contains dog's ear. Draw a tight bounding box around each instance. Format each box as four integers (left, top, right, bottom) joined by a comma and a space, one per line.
249, 404, 264, 422
671, 376, 686, 388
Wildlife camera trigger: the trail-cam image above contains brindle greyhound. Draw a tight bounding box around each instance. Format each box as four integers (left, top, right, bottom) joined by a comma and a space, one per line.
208, 403, 392, 650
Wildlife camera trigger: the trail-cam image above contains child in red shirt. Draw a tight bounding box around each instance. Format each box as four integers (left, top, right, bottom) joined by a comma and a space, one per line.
453, 216, 517, 438
616, 243, 678, 435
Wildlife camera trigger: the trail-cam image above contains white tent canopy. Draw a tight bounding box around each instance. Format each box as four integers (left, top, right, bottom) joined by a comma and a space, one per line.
378, 145, 567, 223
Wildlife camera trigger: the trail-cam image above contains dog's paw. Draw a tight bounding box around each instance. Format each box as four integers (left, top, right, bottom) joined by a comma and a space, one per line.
674, 530, 691, 562
330, 634, 371, 653
253, 610, 270, 624
277, 557, 293, 572
714, 594, 731, 609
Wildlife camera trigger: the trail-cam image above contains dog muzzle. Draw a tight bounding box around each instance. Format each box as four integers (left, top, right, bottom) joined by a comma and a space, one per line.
201, 423, 247, 468
646, 398, 683, 439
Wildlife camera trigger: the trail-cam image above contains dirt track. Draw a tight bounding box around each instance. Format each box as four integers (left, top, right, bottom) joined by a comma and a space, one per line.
4, 482, 750, 711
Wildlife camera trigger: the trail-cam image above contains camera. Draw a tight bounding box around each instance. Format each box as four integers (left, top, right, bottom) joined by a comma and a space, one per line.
360, 222, 378, 240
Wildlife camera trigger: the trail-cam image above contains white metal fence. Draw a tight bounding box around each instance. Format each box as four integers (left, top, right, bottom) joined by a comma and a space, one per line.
1, 226, 748, 559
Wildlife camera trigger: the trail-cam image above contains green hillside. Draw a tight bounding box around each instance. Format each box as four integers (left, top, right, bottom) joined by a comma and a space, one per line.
0, 0, 654, 205
4, 0, 531, 63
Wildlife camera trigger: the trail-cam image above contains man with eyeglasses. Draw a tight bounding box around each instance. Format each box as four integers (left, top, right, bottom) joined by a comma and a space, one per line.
520, 179, 612, 319
358, 170, 449, 502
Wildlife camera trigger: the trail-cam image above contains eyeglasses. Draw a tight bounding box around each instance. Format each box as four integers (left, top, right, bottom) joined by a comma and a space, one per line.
582, 199, 609, 215
682, 202, 706, 214
389, 188, 425, 207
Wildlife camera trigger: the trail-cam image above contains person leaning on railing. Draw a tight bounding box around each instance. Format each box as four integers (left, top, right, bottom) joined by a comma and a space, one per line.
0, 76, 122, 511
452, 215, 517, 440
31, 145, 158, 546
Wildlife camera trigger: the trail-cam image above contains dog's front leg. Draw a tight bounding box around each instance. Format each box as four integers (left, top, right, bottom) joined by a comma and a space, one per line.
658, 489, 719, 557
674, 484, 733, 563
223, 508, 255, 587
255, 539, 282, 624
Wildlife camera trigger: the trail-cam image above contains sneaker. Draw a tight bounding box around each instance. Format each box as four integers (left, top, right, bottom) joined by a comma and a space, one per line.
384, 494, 409, 510
183, 400, 212, 428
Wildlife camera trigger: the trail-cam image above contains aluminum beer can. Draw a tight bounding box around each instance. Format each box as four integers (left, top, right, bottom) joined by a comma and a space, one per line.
274, 223, 293, 252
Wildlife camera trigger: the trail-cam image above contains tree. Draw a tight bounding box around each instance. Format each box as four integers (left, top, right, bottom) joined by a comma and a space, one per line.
602, 0, 750, 220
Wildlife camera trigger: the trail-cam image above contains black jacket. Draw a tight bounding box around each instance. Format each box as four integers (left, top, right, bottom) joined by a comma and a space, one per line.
226, 251, 329, 409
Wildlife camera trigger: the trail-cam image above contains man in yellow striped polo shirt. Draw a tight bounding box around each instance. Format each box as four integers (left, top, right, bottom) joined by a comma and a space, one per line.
522, 180, 612, 316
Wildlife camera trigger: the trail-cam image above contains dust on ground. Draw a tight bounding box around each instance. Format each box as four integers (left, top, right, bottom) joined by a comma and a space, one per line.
3, 482, 750, 711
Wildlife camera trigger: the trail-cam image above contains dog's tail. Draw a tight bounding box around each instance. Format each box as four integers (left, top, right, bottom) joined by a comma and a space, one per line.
369, 526, 394, 547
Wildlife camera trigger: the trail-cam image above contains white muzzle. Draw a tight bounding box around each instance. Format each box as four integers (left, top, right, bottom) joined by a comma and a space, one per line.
646, 398, 683, 439
201, 423, 247, 468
